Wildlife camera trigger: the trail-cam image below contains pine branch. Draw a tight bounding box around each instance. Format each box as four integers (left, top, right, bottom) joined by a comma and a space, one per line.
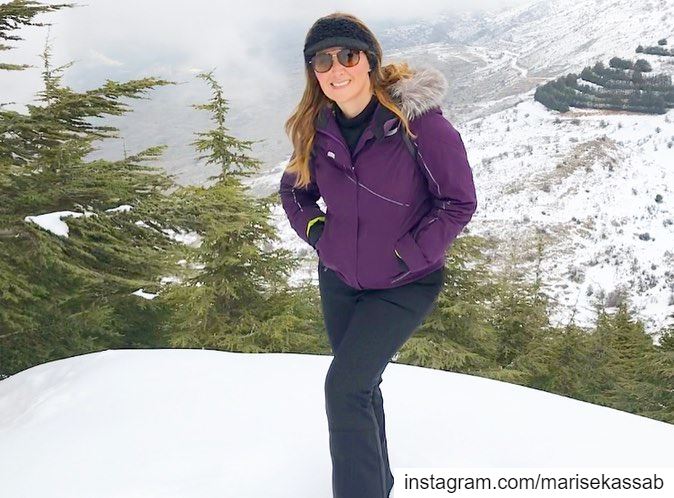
0, 1, 75, 66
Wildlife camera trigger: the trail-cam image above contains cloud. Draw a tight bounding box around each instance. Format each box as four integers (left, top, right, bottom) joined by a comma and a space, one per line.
87, 49, 123, 67
3, 0, 534, 110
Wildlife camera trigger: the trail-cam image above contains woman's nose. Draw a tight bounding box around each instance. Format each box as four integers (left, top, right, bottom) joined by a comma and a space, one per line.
330, 64, 348, 77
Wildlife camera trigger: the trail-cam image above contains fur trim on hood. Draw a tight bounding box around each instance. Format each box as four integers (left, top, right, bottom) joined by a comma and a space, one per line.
387, 64, 448, 120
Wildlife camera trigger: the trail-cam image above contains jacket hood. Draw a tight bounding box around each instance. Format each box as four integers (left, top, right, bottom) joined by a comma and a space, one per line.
387, 64, 448, 121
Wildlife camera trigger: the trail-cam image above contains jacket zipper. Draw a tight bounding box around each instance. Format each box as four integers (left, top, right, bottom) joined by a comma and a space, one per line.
317, 129, 409, 207
391, 270, 411, 284
316, 127, 363, 289
291, 189, 303, 212
413, 216, 439, 239
343, 175, 410, 207
316, 128, 352, 158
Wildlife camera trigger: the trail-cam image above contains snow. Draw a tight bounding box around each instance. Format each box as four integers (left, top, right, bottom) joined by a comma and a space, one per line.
177, 259, 206, 270
130, 288, 157, 300
0, 349, 672, 497
24, 210, 97, 237
459, 95, 674, 337
105, 204, 134, 213
161, 227, 203, 248
160, 275, 182, 285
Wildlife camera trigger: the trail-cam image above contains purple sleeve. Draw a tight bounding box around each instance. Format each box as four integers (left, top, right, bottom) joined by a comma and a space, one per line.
279, 161, 326, 246
395, 111, 478, 270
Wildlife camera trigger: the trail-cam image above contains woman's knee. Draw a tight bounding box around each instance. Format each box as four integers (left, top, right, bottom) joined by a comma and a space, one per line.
324, 361, 372, 402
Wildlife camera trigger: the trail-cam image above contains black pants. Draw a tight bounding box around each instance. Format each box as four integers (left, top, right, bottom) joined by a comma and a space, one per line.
318, 260, 445, 498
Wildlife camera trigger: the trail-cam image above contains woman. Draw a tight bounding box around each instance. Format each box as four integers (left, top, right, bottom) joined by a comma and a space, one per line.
279, 12, 478, 498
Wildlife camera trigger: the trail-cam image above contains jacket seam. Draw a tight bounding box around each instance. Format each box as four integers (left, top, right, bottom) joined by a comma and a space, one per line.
413, 140, 442, 197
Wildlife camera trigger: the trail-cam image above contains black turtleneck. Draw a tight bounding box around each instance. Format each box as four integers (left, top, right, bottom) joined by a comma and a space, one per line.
334, 94, 378, 154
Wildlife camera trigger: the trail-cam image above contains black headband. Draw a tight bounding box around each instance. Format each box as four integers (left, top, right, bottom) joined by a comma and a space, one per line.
303, 17, 378, 69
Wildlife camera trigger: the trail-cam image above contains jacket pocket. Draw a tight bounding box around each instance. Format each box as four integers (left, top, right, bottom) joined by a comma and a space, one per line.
315, 221, 336, 271
386, 248, 411, 285
396, 252, 409, 272
393, 231, 428, 274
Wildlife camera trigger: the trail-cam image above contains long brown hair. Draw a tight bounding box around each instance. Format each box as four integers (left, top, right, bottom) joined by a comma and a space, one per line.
284, 11, 418, 190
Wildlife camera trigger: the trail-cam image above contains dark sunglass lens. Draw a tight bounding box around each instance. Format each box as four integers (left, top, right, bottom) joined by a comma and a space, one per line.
312, 53, 333, 72
338, 49, 360, 67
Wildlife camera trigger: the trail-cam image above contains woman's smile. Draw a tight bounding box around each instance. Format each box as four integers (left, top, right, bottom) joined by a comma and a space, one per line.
331, 79, 351, 88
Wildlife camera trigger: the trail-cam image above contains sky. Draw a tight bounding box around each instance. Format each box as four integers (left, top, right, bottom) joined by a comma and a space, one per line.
0, 347, 672, 497
2, 0, 537, 110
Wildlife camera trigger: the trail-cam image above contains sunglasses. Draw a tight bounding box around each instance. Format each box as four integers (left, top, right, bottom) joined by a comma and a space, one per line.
309, 48, 362, 73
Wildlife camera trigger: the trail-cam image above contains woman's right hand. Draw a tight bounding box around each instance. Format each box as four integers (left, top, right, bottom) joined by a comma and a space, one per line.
308, 220, 325, 250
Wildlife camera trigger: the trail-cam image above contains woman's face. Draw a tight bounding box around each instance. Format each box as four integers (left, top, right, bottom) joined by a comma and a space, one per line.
312, 46, 372, 108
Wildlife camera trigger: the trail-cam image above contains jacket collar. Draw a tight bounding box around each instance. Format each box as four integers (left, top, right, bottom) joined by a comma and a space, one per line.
315, 65, 448, 154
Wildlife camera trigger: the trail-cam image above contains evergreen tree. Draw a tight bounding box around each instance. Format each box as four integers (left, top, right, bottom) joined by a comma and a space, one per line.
0, 5, 188, 377
491, 230, 550, 369
157, 71, 329, 354
659, 327, 674, 351
589, 303, 664, 416
609, 57, 632, 70
634, 59, 652, 72
593, 61, 606, 73
516, 324, 601, 398
190, 71, 261, 181
634, 347, 674, 423
397, 234, 501, 372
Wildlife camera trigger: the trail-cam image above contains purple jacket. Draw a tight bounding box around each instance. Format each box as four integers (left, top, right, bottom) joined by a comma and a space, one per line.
279, 65, 478, 290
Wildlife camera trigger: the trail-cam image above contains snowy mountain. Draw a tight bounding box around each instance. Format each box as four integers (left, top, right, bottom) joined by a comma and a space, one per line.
264, 0, 674, 338
377, 0, 674, 123
0, 349, 672, 497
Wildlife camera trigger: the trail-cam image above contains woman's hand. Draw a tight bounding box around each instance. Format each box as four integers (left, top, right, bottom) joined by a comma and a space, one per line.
308, 220, 325, 249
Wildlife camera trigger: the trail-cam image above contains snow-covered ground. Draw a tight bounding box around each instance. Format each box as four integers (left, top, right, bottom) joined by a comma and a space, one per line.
462, 94, 674, 338
0, 349, 672, 497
